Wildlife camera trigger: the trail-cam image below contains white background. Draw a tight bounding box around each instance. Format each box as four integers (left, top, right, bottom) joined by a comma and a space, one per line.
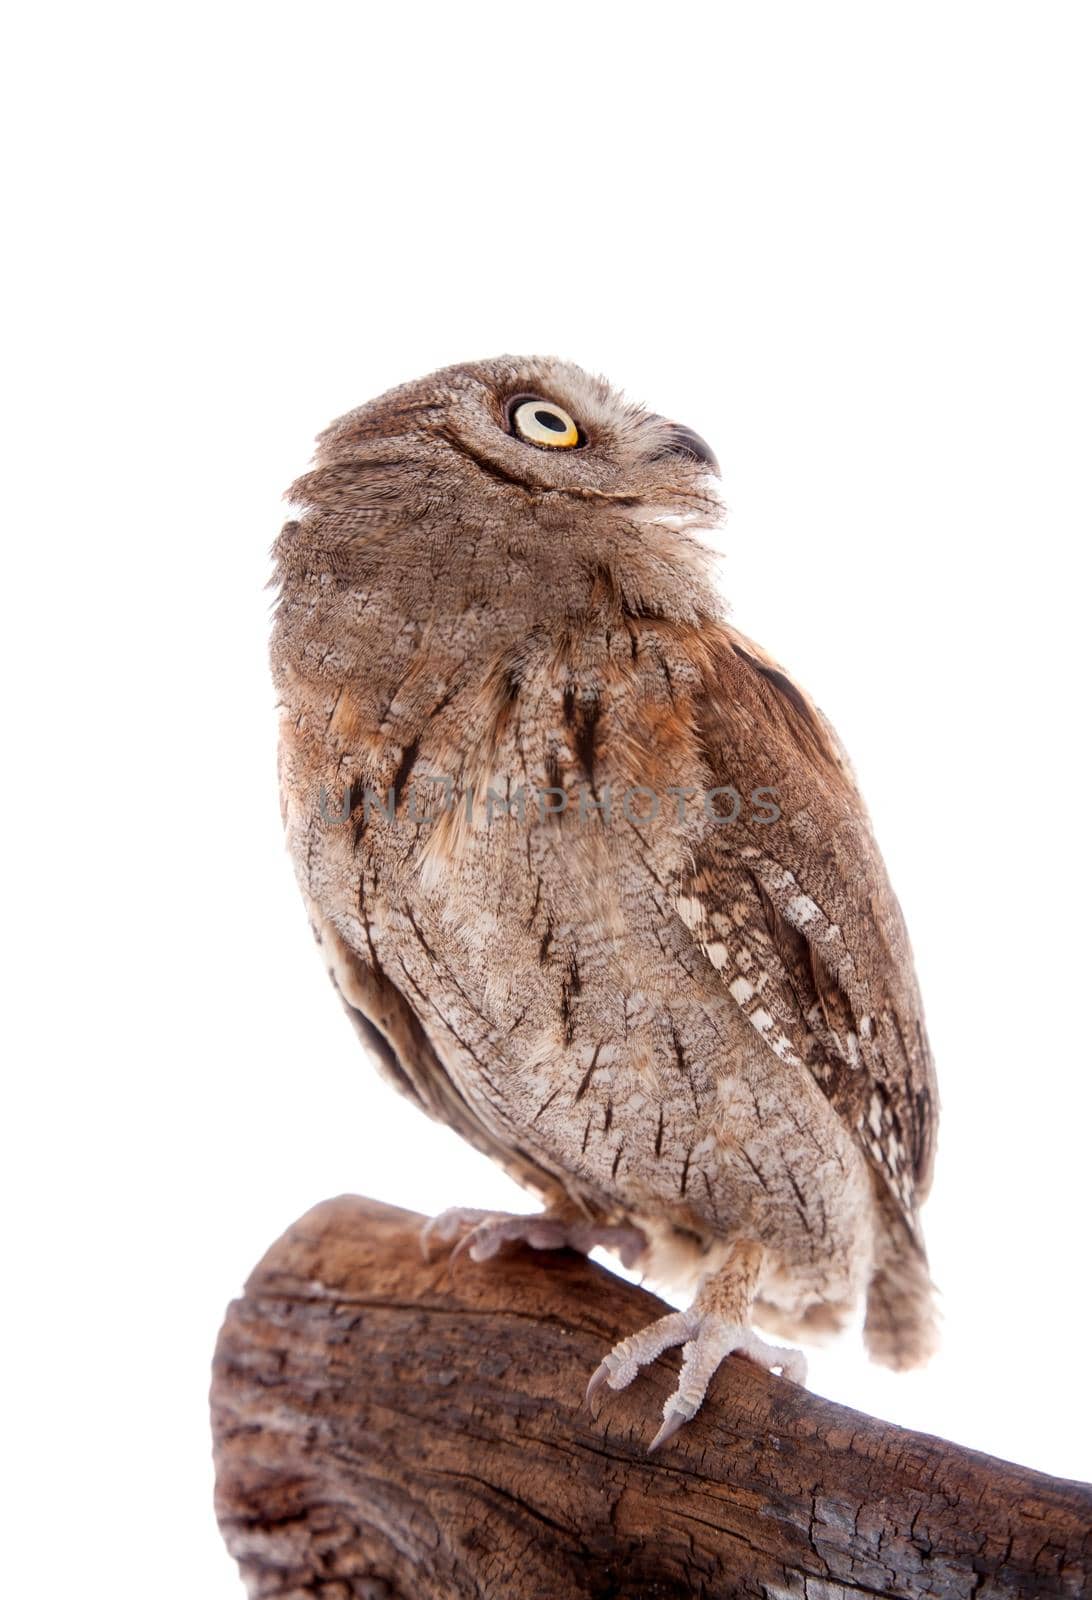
5, 4, 1090, 1594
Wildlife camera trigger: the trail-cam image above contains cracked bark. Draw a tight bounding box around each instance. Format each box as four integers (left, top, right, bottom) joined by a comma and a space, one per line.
210, 1196, 1090, 1599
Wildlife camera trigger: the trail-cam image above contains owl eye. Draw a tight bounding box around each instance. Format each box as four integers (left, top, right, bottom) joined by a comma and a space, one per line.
510, 398, 581, 449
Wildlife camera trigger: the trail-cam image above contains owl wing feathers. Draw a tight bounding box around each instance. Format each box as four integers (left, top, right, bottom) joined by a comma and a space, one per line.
313, 904, 567, 1202
679, 626, 937, 1242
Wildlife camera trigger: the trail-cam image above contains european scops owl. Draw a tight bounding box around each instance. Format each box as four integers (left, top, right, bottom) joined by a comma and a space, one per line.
271, 357, 938, 1448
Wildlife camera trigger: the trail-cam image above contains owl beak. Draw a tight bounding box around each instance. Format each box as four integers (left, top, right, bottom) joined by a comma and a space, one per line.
659, 423, 720, 477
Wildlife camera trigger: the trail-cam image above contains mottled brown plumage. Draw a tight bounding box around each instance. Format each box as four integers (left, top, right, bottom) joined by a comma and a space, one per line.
271, 356, 938, 1445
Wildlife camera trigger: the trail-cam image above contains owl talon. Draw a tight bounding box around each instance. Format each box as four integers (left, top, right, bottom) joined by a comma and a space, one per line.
456, 1215, 568, 1263
585, 1310, 697, 1404
584, 1361, 611, 1407
647, 1406, 691, 1453
421, 1207, 648, 1268
420, 1207, 491, 1261
588, 1305, 805, 1448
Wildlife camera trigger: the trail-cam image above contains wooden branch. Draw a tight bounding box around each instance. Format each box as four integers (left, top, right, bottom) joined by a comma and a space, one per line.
210, 1196, 1090, 1599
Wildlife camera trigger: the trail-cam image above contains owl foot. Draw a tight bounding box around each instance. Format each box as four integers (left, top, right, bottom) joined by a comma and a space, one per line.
587, 1237, 805, 1449
420, 1206, 648, 1268
586, 1309, 806, 1450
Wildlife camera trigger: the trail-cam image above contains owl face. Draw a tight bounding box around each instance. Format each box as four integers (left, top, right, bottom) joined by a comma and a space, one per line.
298, 356, 721, 528
279, 358, 725, 629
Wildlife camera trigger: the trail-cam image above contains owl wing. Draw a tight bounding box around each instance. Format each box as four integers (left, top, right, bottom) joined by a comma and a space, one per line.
679, 625, 937, 1239
309, 899, 565, 1202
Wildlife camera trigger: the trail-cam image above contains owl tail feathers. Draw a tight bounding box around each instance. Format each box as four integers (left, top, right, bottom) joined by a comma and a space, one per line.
864, 1216, 939, 1372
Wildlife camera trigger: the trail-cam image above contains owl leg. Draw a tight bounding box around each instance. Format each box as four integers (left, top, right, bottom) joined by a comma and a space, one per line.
421, 1206, 647, 1269
586, 1238, 806, 1451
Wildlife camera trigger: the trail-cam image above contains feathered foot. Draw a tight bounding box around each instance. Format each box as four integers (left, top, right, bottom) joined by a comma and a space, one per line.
586, 1238, 806, 1450
421, 1206, 648, 1269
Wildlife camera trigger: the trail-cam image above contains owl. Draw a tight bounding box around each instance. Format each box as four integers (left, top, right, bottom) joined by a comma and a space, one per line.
271, 357, 938, 1449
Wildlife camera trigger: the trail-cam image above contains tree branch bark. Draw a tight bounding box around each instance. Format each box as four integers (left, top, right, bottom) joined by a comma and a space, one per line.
210, 1196, 1090, 1599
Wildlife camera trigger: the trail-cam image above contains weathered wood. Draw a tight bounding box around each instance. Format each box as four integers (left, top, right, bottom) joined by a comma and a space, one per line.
210, 1196, 1090, 1598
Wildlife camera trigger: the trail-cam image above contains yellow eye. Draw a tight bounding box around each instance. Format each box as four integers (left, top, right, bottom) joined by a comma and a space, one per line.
511, 398, 581, 449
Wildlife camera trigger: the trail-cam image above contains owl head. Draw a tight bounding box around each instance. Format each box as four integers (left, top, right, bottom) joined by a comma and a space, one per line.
276, 356, 724, 623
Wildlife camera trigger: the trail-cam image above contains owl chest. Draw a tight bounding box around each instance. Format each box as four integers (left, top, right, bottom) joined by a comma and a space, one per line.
293, 650, 870, 1275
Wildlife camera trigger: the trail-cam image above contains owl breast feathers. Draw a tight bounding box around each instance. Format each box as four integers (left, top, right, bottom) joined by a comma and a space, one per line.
270, 356, 938, 1445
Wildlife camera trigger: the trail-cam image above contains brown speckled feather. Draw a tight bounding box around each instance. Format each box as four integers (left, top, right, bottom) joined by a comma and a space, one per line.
683, 626, 937, 1232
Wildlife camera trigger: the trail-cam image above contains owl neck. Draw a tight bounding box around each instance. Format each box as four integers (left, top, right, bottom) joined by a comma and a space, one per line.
272, 503, 724, 711
282, 494, 719, 613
